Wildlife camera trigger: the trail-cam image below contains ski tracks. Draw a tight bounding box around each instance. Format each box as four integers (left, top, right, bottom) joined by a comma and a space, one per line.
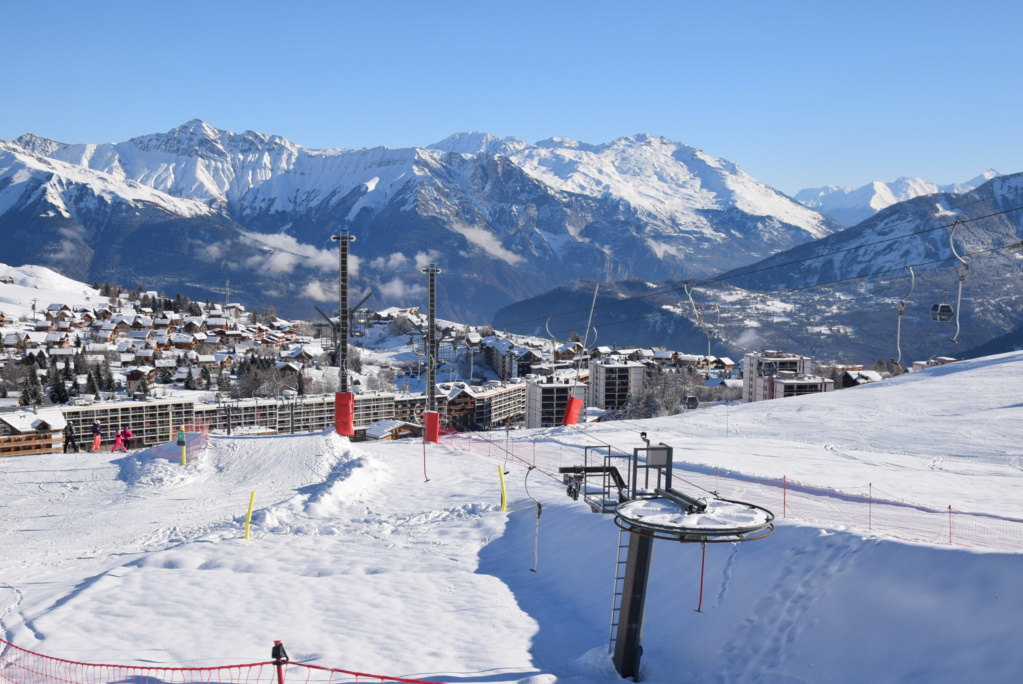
716, 534, 859, 683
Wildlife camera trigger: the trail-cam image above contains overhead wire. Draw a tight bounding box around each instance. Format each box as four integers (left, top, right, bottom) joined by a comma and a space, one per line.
493, 202, 1023, 334
539, 237, 1023, 338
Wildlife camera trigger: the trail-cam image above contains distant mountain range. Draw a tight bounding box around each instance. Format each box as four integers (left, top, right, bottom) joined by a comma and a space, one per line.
496, 173, 1023, 363
1, 121, 836, 322
3, 120, 1020, 362
794, 171, 1000, 226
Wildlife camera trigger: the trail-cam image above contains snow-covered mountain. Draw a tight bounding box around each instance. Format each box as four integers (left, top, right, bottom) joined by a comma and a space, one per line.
497, 173, 1023, 362
1, 121, 838, 321
795, 170, 1000, 227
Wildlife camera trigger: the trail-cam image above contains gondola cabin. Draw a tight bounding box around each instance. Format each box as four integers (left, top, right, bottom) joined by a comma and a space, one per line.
931, 303, 954, 322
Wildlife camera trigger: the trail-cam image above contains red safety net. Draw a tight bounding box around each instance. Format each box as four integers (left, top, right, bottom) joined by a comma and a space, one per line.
0, 639, 446, 684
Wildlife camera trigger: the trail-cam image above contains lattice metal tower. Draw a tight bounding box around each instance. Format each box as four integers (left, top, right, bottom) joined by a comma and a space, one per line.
422, 264, 441, 412
331, 232, 356, 393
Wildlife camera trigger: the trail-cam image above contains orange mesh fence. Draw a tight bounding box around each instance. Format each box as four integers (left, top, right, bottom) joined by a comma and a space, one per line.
0, 639, 445, 684
446, 433, 1023, 552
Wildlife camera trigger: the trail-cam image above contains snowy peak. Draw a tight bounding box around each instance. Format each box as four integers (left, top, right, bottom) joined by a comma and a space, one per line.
0, 141, 214, 219
427, 132, 527, 156
508, 133, 833, 239
795, 171, 1001, 226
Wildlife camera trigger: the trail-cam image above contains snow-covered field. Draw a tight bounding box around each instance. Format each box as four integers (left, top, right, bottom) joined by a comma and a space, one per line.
2, 353, 1023, 683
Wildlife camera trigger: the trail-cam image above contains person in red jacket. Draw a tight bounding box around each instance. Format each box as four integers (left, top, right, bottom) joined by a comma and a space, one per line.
111, 429, 128, 453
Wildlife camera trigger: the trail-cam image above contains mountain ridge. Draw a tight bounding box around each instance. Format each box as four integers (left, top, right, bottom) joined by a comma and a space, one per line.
1, 121, 840, 321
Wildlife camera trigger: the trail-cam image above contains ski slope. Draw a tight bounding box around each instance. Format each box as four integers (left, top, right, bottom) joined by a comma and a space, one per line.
2, 353, 1023, 683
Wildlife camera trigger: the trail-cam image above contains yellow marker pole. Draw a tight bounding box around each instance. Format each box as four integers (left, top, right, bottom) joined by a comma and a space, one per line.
178, 426, 187, 466
498, 465, 507, 512
244, 491, 256, 541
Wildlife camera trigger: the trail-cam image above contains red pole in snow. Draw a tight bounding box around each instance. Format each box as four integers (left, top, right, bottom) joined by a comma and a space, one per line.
272, 641, 288, 684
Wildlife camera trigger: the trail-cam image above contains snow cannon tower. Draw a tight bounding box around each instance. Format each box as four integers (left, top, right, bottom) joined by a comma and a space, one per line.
422, 264, 442, 443
331, 231, 356, 437
560, 434, 774, 681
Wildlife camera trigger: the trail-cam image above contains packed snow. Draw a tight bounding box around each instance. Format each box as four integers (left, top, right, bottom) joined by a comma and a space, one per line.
2, 351, 1023, 683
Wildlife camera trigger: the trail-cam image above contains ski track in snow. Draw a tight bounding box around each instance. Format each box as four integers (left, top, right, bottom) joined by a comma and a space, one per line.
717, 534, 859, 683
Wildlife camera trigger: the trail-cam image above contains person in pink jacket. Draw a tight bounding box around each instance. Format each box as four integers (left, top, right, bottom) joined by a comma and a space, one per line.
119, 426, 136, 449
111, 430, 128, 453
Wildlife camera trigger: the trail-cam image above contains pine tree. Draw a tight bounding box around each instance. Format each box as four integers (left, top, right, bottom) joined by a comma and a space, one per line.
48, 366, 69, 404
86, 369, 101, 397
20, 369, 42, 407
102, 363, 115, 392
138, 376, 150, 398
200, 367, 211, 390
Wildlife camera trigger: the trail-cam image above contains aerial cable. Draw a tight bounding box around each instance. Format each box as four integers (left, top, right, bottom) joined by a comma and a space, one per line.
948, 221, 970, 344
525, 466, 543, 573
495, 202, 1023, 332
895, 266, 914, 367
542, 237, 1023, 339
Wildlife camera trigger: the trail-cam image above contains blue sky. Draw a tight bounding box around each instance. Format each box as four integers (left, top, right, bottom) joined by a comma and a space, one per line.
2, 0, 1020, 195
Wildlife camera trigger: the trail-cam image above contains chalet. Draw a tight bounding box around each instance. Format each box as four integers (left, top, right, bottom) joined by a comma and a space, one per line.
124, 366, 157, 393
44, 332, 72, 348
134, 349, 156, 363
651, 350, 677, 367
362, 419, 423, 441
182, 319, 207, 335
0, 408, 66, 456
45, 303, 73, 319
554, 342, 584, 362
170, 334, 197, 350
94, 323, 118, 342
130, 315, 154, 330
33, 319, 54, 332
282, 347, 316, 363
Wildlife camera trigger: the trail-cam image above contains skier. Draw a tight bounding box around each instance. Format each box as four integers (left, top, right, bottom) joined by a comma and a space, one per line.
119, 426, 136, 450
63, 421, 79, 453
111, 430, 128, 453
90, 420, 102, 451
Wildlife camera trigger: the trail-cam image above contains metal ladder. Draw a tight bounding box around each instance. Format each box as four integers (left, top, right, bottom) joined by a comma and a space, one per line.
608, 527, 629, 652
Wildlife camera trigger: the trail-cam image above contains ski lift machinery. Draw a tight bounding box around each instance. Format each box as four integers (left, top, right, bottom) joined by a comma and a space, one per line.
559, 434, 773, 681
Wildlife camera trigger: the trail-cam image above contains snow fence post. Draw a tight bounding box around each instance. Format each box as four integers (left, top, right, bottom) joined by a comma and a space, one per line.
272, 640, 288, 684
783, 475, 787, 518
948, 506, 954, 546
